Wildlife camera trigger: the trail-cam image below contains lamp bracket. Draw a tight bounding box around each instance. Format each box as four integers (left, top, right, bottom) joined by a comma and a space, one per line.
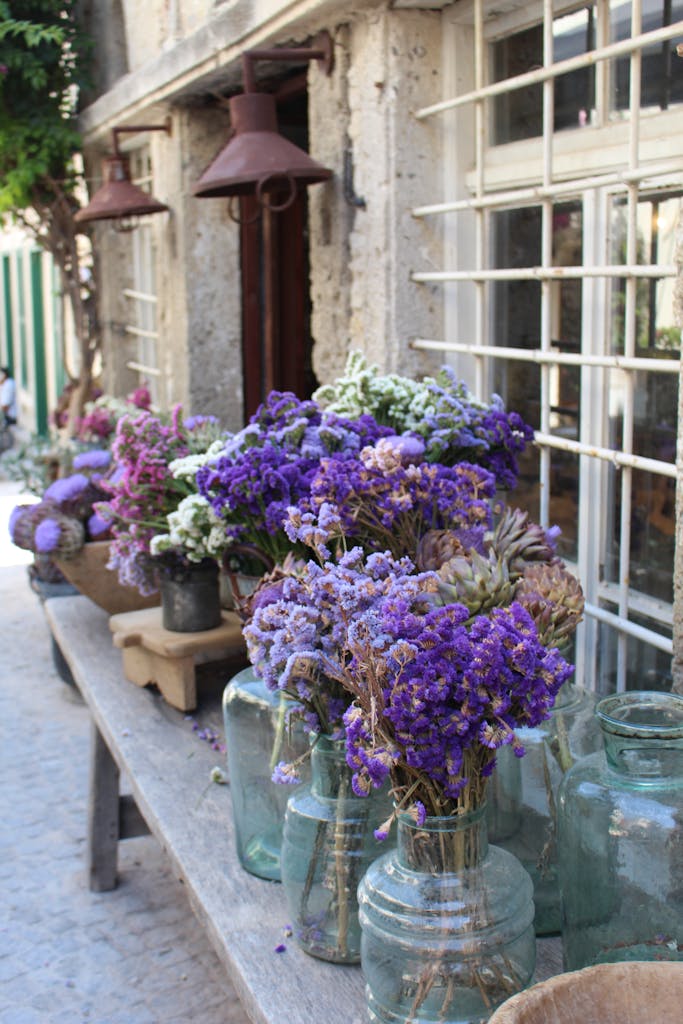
241, 30, 333, 93
112, 117, 172, 156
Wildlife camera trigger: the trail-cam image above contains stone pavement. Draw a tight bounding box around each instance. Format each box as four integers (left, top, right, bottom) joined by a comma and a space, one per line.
0, 482, 251, 1024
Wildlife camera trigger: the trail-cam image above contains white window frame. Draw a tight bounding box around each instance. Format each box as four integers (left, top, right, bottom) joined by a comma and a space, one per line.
123, 145, 163, 405
412, 0, 683, 692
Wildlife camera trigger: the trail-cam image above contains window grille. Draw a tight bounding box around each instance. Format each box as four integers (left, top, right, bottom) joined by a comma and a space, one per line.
412, 0, 683, 694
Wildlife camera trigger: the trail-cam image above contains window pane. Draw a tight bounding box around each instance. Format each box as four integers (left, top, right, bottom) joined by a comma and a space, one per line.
491, 7, 595, 144
609, 193, 682, 356
602, 460, 675, 603
597, 608, 673, 694
609, 0, 683, 115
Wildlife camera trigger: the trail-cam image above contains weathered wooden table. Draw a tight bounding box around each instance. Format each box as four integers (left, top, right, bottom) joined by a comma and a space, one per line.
45, 596, 563, 1024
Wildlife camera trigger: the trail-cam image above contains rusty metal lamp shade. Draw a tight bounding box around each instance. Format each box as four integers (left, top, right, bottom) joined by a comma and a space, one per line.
192, 92, 332, 200
74, 154, 169, 226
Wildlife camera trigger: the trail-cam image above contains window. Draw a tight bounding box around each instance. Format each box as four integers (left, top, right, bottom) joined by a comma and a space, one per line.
123, 146, 162, 405
412, 0, 682, 694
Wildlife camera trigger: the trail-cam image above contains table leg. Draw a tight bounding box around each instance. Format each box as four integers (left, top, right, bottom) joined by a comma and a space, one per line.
88, 722, 120, 892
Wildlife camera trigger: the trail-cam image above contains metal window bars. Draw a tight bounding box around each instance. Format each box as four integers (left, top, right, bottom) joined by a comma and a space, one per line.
410, 0, 682, 692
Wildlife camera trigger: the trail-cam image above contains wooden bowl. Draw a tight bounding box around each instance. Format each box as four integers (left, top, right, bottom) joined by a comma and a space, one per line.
489, 962, 683, 1024
54, 541, 159, 616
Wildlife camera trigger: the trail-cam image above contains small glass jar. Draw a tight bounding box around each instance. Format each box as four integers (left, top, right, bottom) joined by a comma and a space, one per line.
358, 806, 536, 1024
558, 690, 683, 970
280, 734, 392, 964
222, 667, 308, 881
487, 682, 601, 934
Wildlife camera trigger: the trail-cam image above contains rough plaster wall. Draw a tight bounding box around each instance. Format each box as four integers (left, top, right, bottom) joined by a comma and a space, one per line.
308, 25, 354, 387
310, 8, 444, 385
121, 0, 172, 72
75, 0, 129, 101
157, 105, 244, 430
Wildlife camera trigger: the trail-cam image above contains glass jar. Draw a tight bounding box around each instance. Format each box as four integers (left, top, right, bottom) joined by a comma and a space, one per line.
358, 806, 536, 1024
487, 682, 601, 934
558, 691, 683, 970
280, 734, 392, 964
222, 667, 308, 881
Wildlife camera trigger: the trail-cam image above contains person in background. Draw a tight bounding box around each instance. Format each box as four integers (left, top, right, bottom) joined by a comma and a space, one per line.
0, 366, 17, 425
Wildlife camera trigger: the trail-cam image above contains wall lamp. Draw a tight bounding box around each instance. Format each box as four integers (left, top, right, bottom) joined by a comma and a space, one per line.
74, 121, 172, 232
192, 32, 334, 213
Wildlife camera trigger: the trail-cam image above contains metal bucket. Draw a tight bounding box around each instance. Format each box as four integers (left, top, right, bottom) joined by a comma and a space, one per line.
160, 562, 221, 633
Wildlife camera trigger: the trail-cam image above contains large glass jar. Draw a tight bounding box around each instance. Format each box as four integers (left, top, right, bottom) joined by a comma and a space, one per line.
358, 807, 536, 1024
487, 682, 601, 934
558, 691, 683, 970
280, 734, 392, 964
222, 667, 308, 881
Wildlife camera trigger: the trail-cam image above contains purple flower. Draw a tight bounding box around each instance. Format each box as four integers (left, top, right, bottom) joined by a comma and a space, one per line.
44, 474, 89, 505
72, 449, 111, 471
34, 518, 62, 553
274, 943, 287, 953
87, 511, 110, 538
184, 414, 219, 430
271, 761, 300, 785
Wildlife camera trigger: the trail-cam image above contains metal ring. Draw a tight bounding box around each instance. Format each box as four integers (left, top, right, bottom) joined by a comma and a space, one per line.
256, 172, 297, 212
227, 195, 261, 225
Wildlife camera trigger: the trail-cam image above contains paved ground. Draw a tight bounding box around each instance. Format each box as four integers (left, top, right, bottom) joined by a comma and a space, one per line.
0, 481, 250, 1024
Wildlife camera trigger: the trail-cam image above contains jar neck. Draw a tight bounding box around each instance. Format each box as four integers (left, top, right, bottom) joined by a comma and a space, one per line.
310, 734, 353, 799
598, 692, 683, 781
397, 806, 489, 873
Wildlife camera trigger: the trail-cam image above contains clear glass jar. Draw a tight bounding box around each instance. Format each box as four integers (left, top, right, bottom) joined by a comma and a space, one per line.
222, 667, 308, 881
358, 806, 536, 1024
280, 734, 392, 964
558, 690, 683, 970
487, 682, 601, 934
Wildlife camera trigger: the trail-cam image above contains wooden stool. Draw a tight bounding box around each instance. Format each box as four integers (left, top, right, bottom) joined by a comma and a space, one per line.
109, 607, 245, 711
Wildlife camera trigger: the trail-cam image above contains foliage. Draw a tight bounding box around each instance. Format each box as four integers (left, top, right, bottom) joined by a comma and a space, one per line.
0, 2, 97, 431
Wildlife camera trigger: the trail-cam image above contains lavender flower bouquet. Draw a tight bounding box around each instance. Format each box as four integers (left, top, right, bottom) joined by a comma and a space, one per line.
196, 391, 389, 570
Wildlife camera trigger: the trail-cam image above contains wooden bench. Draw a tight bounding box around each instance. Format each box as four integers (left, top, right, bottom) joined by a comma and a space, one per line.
45, 596, 563, 1024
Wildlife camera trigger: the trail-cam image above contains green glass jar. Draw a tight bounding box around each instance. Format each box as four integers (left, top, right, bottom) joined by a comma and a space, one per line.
222, 667, 308, 881
487, 682, 601, 934
358, 807, 536, 1023
280, 734, 392, 964
558, 691, 683, 970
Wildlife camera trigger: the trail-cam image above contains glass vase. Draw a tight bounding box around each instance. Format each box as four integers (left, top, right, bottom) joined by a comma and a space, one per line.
358, 806, 536, 1024
222, 668, 309, 881
280, 734, 392, 964
487, 682, 601, 934
558, 690, 683, 970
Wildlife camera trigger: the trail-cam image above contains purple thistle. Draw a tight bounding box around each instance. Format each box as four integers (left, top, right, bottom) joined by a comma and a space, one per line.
72, 449, 111, 471
34, 518, 62, 553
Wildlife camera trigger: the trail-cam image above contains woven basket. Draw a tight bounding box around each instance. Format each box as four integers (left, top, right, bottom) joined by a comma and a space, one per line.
489, 962, 683, 1024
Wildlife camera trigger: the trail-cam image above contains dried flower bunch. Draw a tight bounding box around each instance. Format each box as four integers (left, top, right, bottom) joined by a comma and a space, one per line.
9, 448, 113, 559
95, 409, 224, 594
196, 392, 389, 568
314, 351, 533, 488
246, 490, 583, 826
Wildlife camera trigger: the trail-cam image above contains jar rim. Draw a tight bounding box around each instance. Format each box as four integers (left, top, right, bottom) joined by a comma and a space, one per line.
397, 804, 487, 831
596, 691, 683, 738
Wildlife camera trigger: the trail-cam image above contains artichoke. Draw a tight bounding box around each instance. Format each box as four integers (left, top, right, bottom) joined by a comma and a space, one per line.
416, 529, 468, 571
491, 506, 558, 577
436, 549, 515, 619
515, 561, 585, 650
